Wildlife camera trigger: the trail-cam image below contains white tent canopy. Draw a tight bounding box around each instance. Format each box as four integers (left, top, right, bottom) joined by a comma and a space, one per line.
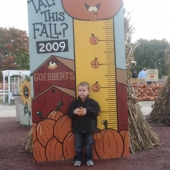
2, 70, 30, 77
2, 70, 30, 103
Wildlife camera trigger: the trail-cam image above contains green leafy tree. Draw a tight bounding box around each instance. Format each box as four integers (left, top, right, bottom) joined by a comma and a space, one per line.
133, 39, 170, 78
0, 27, 29, 81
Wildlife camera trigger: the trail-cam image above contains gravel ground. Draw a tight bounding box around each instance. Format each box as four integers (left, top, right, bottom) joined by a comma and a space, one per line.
0, 117, 170, 170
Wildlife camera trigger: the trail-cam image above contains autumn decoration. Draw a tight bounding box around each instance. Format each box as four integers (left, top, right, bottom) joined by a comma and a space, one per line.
19, 80, 31, 107
132, 83, 164, 101
62, 131, 75, 159
93, 120, 124, 159
33, 140, 47, 162
54, 115, 72, 143
91, 58, 99, 68
92, 81, 100, 92
89, 34, 99, 45
47, 102, 64, 120
45, 137, 63, 161
147, 76, 170, 125
36, 111, 55, 146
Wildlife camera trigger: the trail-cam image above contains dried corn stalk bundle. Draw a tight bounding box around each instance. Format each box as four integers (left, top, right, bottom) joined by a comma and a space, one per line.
126, 48, 161, 153
20, 128, 33, 153
147, 76, 170, 125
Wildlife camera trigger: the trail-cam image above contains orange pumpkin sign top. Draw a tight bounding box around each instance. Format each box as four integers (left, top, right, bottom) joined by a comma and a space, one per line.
61, 0, 123, 20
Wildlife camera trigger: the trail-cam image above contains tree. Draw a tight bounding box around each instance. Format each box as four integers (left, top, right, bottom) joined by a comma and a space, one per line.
133, 39, 170, 78
0, 27, 29, 81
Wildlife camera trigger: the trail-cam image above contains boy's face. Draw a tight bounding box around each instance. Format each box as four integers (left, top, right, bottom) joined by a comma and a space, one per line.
78, 85, 89, 99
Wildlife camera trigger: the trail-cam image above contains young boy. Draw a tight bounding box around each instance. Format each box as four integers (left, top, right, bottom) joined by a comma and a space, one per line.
68, 81, 100, 167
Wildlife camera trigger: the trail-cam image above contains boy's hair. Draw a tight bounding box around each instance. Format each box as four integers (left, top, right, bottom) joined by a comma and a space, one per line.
78, 81, 90, 90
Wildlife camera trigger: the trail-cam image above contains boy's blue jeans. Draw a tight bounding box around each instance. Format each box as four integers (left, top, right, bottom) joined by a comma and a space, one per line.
74, 133, 93, 162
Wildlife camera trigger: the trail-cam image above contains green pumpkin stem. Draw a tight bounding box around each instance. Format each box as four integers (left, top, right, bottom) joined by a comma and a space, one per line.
37, 111, 44, 120
95, 81, 98, 84
56, 101, 64, 111
101, 120, 108, 129
91, 34, 94, 37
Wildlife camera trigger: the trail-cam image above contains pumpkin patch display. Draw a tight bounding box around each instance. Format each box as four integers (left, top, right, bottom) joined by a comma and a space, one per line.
54, 115, 72, 143
61, 0, 122, 20
47, 102, 64, 121
33, 140, 47, 162
45, 137, 63, 161
36, 111, 55, 146
132, 83, 164, 101
93, 120, 124, 159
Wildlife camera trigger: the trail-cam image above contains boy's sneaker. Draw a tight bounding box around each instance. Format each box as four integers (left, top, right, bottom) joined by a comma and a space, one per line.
86, 160, 94, 166
74, 161, 81, 167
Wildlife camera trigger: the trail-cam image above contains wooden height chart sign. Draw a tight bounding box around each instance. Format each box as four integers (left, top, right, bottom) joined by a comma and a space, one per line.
27, 0, 129, 162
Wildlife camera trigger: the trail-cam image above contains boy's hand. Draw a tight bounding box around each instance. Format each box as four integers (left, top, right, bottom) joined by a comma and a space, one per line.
74, 108, 81, 115
78, 107, 87, 116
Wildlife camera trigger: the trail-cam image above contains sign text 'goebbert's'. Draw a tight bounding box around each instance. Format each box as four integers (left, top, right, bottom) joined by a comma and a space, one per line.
34, 72, 75, 81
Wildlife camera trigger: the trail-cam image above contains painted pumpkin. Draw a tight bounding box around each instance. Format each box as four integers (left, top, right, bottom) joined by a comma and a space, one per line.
120, 130, 130, 157
61, 0, 122, 20
89, 34, 99, 45
47, 102, 64, 120
92, 81, 100, 92
93, 132, 102, 141
94, 120, 123, 159
45, 137, 63, 161
54, 115, 72, 143
91, 58, 99, 68
33, 140, 47, 162
32, 122, 37, 143
36, 111, 55, 146
63, 131, 76, 159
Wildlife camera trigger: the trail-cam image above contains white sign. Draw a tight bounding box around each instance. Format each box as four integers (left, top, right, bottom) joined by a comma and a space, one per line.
146, 69, 158, 82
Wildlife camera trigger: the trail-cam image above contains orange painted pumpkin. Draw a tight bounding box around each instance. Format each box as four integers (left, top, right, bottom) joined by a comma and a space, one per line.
91, 58, 99, 68
89, 34, 99, 45
92, 81, 100, 92
47, 102, 64, 120
45, 137, 63, 161
61, 0, 122, 20
54, 115, 72, 143
94, 120, 123, 159
63, 131, 76, 159
93, 132, 101, 141
32, 122, 37, 143
36, 111, 55, 146
120, 130, 130, 157
33, 140, 47, 162
92, 144, 100, 159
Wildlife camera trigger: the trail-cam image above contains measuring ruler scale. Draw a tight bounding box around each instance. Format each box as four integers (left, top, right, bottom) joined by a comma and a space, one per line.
74, 19, 118, 130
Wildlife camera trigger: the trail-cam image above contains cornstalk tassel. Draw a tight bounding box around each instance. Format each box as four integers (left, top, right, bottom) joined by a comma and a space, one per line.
147, 76, 170, 125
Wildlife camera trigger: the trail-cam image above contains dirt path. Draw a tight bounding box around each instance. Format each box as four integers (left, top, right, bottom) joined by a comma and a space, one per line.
0, 117, 169, 170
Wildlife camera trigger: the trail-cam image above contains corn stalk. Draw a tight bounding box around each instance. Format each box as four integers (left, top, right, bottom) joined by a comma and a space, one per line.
125, 9, 161, 153
147, 76, 170, 125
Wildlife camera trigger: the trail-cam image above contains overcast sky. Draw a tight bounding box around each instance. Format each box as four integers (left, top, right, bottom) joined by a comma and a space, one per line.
0, 0, 170, 43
